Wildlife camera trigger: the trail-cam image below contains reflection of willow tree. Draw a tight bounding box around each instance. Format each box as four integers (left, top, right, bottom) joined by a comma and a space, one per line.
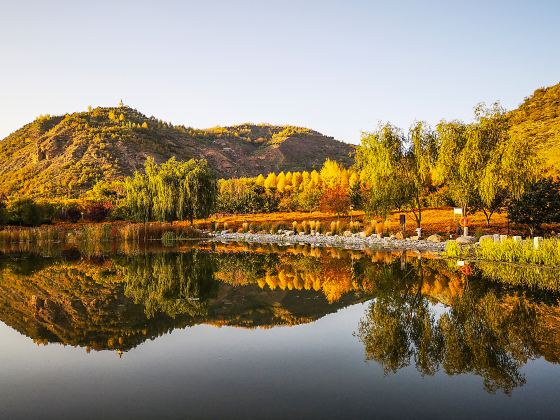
357, 260, 443, 376
357, 260, 546, 394
119, 251, 217, 318
437, 290, 543, 394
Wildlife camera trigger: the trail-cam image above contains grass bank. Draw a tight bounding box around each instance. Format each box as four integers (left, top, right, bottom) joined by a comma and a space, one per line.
444, 237, 560, 266
0, 222, 206, 245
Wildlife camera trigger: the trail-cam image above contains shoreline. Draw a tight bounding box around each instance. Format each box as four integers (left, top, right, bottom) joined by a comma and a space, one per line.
210, 232, 447, 252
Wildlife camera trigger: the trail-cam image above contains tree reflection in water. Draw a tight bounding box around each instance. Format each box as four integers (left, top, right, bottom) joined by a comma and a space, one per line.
119, 251, 217, 319
356, 259, 547, 394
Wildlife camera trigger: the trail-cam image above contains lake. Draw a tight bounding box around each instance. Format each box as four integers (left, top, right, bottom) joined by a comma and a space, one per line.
0, 241, 559, 419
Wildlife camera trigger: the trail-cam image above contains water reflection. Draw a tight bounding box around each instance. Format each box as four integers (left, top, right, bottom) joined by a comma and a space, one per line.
0, 242, 559, 395
357, 266, 545, 394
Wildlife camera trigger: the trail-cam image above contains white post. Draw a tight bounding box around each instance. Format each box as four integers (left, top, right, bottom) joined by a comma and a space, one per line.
513, 236, 522, 242
500, 235, 508, 242
534, 236, 543, 249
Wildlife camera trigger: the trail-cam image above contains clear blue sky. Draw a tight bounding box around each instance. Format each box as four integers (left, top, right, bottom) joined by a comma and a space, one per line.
1, 0, 559, 144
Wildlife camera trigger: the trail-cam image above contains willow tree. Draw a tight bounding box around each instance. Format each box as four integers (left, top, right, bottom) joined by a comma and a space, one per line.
355, 124, 408, 220
182, 160, 217, 224
355, 123, 436, 230
125, 171, 152, 224
125, 157, 217, 224
436, 104, 538, 221
403, 122, 438, 229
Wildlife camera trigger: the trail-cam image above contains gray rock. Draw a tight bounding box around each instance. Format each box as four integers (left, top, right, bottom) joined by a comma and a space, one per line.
427, 234, 443, 243
479, 234, 502, 243
456, 235, 477, 244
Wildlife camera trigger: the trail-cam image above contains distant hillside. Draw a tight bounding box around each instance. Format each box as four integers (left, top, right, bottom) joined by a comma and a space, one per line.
0, 106, 354, 198
508, 82, 560, 174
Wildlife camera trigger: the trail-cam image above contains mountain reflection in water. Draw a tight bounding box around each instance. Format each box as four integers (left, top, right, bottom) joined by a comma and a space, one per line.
0, 241, 559, 396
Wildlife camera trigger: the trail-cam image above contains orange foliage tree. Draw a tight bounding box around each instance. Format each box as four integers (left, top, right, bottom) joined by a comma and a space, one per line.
320, 185, 350, 216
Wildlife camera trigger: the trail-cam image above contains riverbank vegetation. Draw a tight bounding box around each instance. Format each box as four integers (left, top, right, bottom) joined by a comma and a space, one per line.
1, 98, 559, 240
444, 236, 560, 266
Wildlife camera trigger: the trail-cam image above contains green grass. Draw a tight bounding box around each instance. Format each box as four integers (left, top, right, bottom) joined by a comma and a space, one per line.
444, 237, 560, 266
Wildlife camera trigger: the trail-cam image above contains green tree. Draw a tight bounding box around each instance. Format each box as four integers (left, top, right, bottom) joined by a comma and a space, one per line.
355, 124, 409, 220
403, 122, 438, 229
8, 198, 53, 226
508, 178, 560, 236
435, 104, 536, 219
0, 193, 7, 225
125, 157, 217, 224
182, 159, 217, 224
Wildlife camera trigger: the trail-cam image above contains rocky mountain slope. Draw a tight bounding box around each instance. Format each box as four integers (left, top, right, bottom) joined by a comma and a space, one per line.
0, 106, 354, 198
508, 82, 560, 174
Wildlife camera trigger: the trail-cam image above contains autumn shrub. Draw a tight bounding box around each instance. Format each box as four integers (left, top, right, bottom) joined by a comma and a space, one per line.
315, 221, 322, 233
375, 220, 384, 236
59, 204, 83, 223
84, 201, 112, 222
349, 221, 362, 233
320, 186, 350, 216
261, 222, 271, 232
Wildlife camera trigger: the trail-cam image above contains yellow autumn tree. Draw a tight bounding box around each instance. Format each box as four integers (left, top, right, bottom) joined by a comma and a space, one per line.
320, 159, 344, 189
276, 172, 286, 193
264, 172, 277, 190
255, 174, 265, 187
292, 172, 302, 190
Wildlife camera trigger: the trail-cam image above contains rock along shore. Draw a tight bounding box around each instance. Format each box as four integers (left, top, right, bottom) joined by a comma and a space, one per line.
210, 232, 447, 253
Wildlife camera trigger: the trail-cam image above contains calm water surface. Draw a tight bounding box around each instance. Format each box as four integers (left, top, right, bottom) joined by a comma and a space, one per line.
0, 242, 559, 419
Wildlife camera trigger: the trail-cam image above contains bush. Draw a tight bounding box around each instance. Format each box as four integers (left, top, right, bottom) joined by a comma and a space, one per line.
85, 202, 112, 222
63, 205, 82, 223
8, 198, 54, 226
509, 178, 560, 235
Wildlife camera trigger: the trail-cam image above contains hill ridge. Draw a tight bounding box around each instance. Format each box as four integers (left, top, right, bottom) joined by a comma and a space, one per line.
0, 105, 354, 198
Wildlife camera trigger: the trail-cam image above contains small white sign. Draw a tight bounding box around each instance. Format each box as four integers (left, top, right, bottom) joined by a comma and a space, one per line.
453, 208, 463, 215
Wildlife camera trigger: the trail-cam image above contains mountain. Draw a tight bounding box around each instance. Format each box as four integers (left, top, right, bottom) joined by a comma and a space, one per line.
0, 106, 354, 198
508, 82, 560, 174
